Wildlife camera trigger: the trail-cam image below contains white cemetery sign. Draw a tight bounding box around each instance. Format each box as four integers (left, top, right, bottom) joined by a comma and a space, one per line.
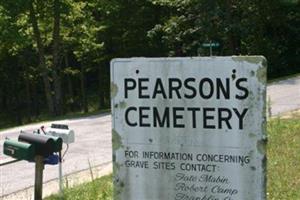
111, 56, 267, 200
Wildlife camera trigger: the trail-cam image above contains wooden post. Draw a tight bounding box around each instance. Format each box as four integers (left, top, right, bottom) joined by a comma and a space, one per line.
58, 151, 63, 196
34, 155, 44, 200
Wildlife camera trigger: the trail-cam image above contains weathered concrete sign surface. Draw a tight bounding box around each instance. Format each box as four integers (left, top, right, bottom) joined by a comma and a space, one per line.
111, 57, 267, 200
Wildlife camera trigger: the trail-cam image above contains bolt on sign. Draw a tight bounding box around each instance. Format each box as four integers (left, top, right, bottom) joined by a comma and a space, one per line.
111, 57, 267, 200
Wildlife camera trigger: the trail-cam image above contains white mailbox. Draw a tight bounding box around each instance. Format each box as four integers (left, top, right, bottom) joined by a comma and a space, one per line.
45, 124, 75, 144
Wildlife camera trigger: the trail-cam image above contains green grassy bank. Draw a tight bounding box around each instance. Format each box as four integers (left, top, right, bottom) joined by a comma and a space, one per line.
267, 118, 300, 199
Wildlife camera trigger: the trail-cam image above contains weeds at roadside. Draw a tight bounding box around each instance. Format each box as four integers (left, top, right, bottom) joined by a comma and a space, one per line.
44, 174, 113, 200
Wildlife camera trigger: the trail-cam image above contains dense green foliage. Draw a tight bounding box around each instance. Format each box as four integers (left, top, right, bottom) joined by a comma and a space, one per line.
0, 0, 299, 126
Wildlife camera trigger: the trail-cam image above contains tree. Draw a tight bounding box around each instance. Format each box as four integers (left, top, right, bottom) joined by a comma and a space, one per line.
0, 0, 105, 116
0, 2, 40, 125
147, 0, 300, 78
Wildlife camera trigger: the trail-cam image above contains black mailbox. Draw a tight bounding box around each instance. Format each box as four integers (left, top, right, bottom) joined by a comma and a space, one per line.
43, 135, 63, 152
18, 133, 55, 157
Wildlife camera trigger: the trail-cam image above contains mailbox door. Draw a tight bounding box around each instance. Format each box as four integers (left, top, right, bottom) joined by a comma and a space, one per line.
3, 140, 35, 161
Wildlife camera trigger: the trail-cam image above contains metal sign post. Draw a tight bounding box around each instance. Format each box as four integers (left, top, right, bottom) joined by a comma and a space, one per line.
34, 155, 45, 200
202, 41, 220, 56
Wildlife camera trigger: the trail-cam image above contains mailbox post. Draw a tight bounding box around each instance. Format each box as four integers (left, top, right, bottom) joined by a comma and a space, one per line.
18, 133, 63, 200
35, 155, 44, 200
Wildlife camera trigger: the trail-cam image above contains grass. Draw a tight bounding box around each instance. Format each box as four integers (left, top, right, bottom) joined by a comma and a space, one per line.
267, 118, 300, 200
44, 118, 299, 200
44, 174, 113, 200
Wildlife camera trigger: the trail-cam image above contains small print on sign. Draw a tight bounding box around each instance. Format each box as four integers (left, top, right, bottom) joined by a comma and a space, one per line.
111, 56, 267, 200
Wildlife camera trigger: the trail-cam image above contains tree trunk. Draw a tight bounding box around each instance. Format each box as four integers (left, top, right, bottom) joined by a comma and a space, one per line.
29, 1, 55, 115
0, 87, 3, 111
67, 74, 74, 111
225, 0, 241, 55
80, 64, 88, 113
15, 95, 22, 125
31, 83, 40, 117
52, 0, 63, 115
65, 55, 75, 112
98, 66, 105, 109
25, 77, 32, 122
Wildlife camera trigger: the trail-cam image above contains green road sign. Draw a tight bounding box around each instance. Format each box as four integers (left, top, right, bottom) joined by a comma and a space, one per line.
202, 42, 220, 47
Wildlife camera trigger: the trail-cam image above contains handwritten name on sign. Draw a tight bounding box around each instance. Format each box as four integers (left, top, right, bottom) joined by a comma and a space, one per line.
111, 57, 267, 200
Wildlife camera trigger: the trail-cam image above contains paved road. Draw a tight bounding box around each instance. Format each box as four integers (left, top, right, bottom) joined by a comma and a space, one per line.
0, 76, 300, 197
0, 113, 112, 196
267, 76, 300, 116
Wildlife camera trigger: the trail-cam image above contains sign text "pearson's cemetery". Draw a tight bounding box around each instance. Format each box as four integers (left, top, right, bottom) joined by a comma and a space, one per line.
124, 76, 249, 130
